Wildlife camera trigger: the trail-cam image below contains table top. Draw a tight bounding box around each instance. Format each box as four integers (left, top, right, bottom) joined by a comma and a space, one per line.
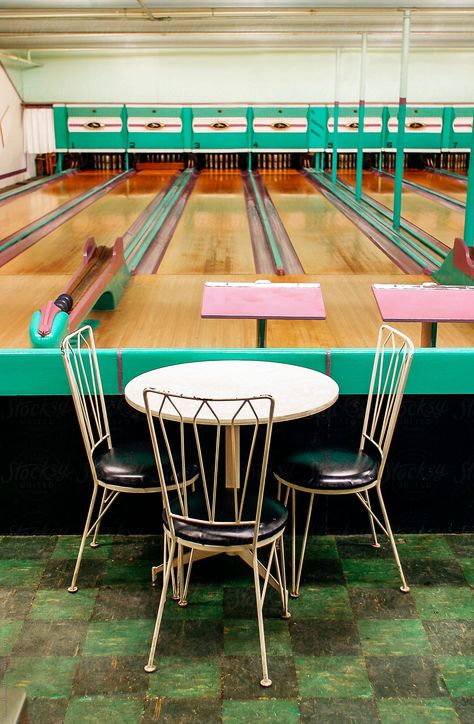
201, 281, 326, 320
372, 283, 474, 323
125, 360, 339, 425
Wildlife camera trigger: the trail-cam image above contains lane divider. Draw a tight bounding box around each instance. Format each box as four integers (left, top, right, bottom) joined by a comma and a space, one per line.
0, 168, 77, 206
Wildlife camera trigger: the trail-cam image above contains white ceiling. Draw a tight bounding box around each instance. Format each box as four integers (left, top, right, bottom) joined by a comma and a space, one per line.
0, 2, 474, 55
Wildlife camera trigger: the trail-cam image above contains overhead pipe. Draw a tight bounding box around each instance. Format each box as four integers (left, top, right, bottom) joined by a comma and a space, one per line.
392, 9, 411, 230
355, 32, 368, 201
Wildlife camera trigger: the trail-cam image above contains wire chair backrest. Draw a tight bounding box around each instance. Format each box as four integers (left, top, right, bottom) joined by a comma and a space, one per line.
144, 389, 275, 549
360, 325, 414, 476
61, 326, 111, 472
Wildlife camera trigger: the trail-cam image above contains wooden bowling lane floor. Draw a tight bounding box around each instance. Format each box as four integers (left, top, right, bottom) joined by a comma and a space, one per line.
340, 171, 464, 249
402, 170, 467, 204
0, 171, 175, 277
0, 171, 115, 242
261, 170, 402, 275
157, 170, 255, 275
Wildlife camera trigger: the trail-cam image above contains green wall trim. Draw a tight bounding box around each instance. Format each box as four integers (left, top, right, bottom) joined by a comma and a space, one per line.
1, 347, 474, 397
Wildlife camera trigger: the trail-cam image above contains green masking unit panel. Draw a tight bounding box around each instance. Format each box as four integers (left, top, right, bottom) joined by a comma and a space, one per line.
448, 108, 474, 151
251, 106, 309, 151
190, 107, 249, 151
385, 106, 443, 151
53, 105, 68, 152
326, 105, 384, 151
126, 106, 185, 151
308, 106, 328, 151
66, 105, 126, 151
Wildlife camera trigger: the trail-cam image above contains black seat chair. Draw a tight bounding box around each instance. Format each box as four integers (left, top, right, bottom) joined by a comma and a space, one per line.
274, 325, 415, 597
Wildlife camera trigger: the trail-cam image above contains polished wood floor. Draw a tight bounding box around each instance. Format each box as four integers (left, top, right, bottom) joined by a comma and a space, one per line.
0, 167, 472, 350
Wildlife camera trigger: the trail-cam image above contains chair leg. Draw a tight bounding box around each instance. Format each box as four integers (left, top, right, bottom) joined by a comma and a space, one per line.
364, 490, 381, 549
291, 488, 315, 598
274, 534, 290, 619
252, 555, 272, 688
180, 549, 194, 607
376, 487, 410, 593
90, 488, 108, 548
145, 535, 176, 673
68, 484, 99, 593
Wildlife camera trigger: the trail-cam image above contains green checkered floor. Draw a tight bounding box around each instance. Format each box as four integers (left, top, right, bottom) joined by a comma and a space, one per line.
0, 533, 473, 723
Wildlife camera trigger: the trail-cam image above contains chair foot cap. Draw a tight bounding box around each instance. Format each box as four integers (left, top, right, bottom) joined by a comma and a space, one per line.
89, 542, 100, 548
260, 678, 272, 688
281, 611, 291, 620
144, 665, 157, 673
290, 591, 300, 599
178, 600, 188, 608
371, 543, 381, 549
171, 593, 180, 600
68, 586, 78, 593
400, 585, 410, 593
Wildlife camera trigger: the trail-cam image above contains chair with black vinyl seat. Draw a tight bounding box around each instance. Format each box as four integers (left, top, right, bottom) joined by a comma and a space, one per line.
61, 325, 195, 594
274, 324, 414, 598
143, 389, 290, 688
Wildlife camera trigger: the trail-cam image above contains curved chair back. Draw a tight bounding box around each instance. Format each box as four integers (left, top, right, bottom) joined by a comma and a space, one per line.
144, 390, 275, 550
61, 325, 111, 475
361, 324, 414, 477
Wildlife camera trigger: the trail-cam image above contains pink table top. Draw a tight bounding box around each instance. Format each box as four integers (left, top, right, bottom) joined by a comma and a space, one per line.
372, 283, 474, 323
201, 281, 326, 320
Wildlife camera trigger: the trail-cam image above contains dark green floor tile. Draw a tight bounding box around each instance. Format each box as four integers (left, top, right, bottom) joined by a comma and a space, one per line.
101, 560, 155, 587
290, 619, 361, 656
458, 559, 474, 585
337, 535, 394, 559
147, 656, 221, 699
92, 585, 158, 621
27, 697, 69, 724
342, 559, 401, 588
52, 535, 113, 560
3, 656, 78, 697
358, 619, 431, 656
158, 619, 223, 657
224, 618, 291, 656
0, 589, 35, 620
445, 535, 474, 558
83, 619, 153, 656
295, 656, 372, 698
452, 697, 474, 724
223, 698, 299, 723
288, 585, 352, 620
143, 697, 222, 723
12, 620, 88, 657
377, 697, 460, 724
64, 695, 144, 723
0, 621, 22, 655
222, 656, 297, 699
0, 560, 46, 587
107, 534, 161, 561
299, 697, 379, 723
223, 586, 284, 619
297, 558, 345, 586
162, 585, 223, 621
366, 655, 447, 698
395, 535, 455, 560
412, 587, 474, 620
295, 534, 339, 560
29, 589, 98, 620
73, 655, 149, 695
39, 559, 106, 590
424, 620, 474, 655
404, 559, 467, 586
349, 587, 418, 619
437, 656, 474, 697
0, 536, 57, 560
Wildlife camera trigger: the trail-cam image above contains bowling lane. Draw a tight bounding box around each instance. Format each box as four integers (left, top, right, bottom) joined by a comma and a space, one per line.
158, 170, 255, 275
0, 171, 175, 276
402, 170, 467, 204
1, 172, 114, 241
262, 169, 401, 274
340, 171, 464, 248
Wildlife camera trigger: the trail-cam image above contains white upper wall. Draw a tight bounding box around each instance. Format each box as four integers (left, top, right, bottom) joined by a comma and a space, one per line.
0, 63, 27, 189
17, 49, 474, 105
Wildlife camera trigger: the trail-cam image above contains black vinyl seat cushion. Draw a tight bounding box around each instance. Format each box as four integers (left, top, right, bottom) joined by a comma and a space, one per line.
94, 441, 198, 490
276, 444, 381, 491
164, 493, 288, 547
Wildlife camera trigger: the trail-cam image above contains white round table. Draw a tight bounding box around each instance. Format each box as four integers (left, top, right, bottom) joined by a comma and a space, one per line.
125, 360, 339, 425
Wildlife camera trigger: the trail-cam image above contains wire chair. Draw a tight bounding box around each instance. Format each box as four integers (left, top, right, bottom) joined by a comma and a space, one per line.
144, 389, 290, 688
274, 324, 415, 597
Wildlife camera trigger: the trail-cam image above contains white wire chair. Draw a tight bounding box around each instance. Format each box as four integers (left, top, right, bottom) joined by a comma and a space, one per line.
61, 325, 195, 593
274, 324, 415, 598
144, 389, 290, 688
